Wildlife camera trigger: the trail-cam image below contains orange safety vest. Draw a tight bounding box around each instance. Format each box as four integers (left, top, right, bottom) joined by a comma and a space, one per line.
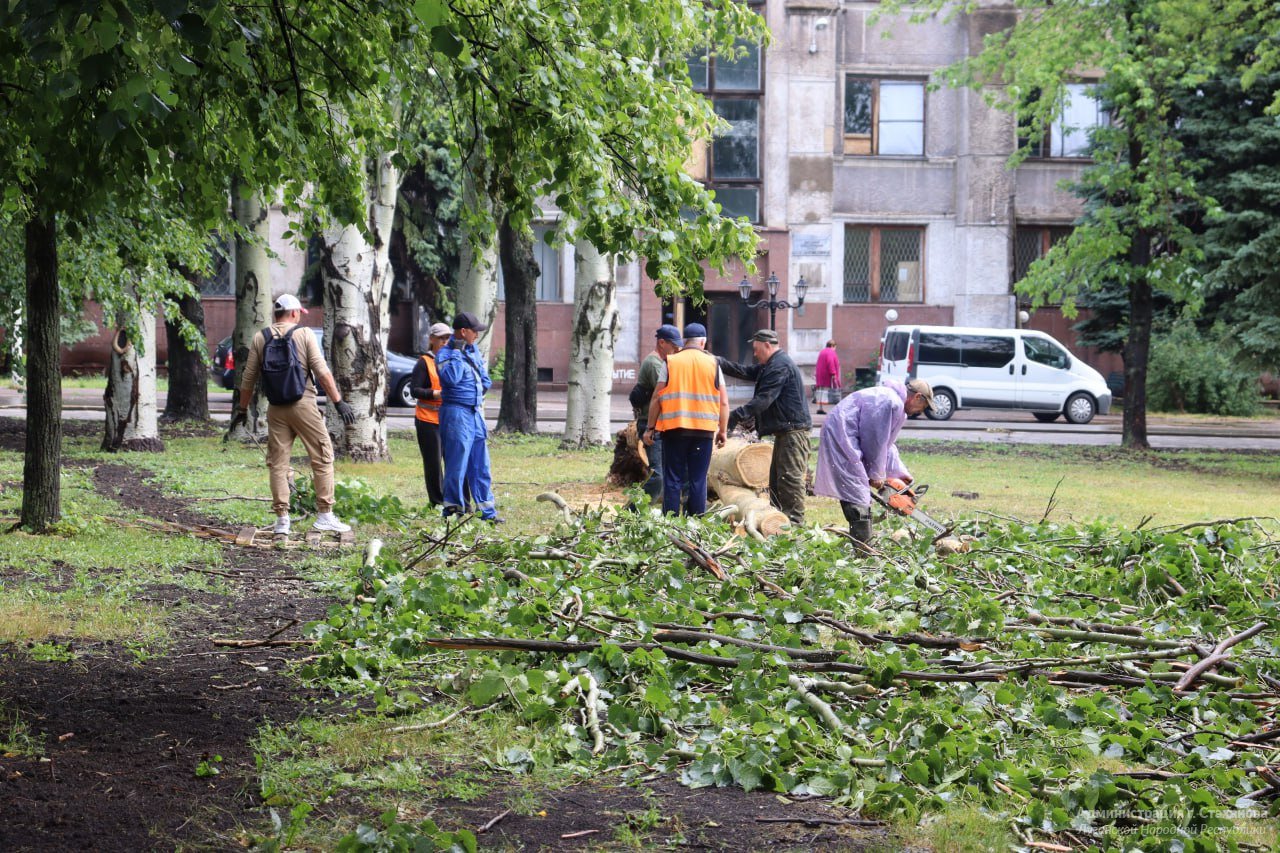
655, 348, 721, 432
414, 353, 442, 424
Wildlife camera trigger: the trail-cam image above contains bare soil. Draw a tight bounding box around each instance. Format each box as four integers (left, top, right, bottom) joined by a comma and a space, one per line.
0, 422, 893, 851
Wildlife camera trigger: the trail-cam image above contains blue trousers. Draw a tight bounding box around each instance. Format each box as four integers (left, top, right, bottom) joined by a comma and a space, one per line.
660, 432, 714, 515
640, 424, 664, 502
440, 404, 497, 519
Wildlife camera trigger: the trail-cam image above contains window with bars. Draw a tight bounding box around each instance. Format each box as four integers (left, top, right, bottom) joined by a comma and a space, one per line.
844, 226, 924, 303
198, 238, 234, 296
1013, 225, 1072, 286
843, 78, 925, 156
1020, 83, 1108, 158
688, 32, 764, 222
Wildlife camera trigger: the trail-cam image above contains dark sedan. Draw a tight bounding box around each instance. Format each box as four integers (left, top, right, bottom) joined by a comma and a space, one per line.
213, 330, 419, 407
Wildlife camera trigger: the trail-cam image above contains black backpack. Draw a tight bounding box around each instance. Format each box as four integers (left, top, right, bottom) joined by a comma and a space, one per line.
260, 326, 309, 405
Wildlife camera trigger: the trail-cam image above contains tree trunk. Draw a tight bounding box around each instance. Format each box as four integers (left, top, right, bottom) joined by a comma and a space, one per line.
496, 214, 539, 433
102, 300, 164, 452
455, 153, 500, 361
1123, 265, 1152, 450
562, 241, 619, 447
231, 179, 272, 440
161, 286, 209, 422
321, 151, 399, 462
21, 208, 61, 532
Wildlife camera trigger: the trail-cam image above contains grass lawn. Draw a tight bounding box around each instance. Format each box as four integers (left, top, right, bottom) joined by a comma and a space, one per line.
111, 429, 1280, 533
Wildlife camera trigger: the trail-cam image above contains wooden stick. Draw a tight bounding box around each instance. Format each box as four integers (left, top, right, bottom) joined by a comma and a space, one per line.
477, 809, 511, 833
755, 816, 886, 827
1174, 622, 1267, 691
385, 706, 473, 733
560, 829, 599, 839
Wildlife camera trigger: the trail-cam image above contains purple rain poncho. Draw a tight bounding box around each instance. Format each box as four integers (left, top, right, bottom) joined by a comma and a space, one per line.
814, 379, 912, 507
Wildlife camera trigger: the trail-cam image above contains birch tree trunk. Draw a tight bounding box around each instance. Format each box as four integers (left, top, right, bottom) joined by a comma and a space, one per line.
455, 153, 500, 361
321, 151, 399, 461
562, 240, 619, 447
230, 179, 272, 440
102, 298, 164, 452
496, 214, 539, 433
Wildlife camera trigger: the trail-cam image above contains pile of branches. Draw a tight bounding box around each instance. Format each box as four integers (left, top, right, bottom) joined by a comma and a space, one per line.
306, 509, 1280, 849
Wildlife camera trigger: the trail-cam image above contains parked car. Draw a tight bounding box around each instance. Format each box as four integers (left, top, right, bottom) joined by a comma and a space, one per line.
213, 330, 419, 407
877, 324, 1111, 424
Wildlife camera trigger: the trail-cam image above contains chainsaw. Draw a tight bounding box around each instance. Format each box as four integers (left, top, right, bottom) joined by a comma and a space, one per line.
872, 478, 946, 534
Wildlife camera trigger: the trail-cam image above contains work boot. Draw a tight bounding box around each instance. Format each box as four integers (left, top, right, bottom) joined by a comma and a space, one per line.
313, 512, 352, 533
273, 514, 291, 536
840, 502, 873, 544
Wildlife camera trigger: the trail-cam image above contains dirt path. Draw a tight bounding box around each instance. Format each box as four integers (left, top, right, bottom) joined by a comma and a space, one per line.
1, 446, 890, 851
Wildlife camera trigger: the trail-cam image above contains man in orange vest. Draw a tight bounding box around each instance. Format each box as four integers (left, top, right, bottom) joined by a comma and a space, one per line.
642, 323, 728, 515
410, 322, 454, 506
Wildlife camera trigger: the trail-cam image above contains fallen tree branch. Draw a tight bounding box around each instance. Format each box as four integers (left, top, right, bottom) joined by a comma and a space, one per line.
1174, 622, 1267, 691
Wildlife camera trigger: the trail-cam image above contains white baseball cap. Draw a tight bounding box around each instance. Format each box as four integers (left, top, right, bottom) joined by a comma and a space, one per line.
428, 322, 453, 338
274, 293, 307, 314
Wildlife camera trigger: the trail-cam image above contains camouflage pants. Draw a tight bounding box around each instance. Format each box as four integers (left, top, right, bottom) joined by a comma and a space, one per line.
769, 428, 811, 525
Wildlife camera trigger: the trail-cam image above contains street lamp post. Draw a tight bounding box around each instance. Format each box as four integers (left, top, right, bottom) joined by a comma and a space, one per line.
738, 272, 807, 331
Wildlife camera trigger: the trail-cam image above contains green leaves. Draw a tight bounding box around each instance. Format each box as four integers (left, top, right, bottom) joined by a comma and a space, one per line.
303, 502, 1280, 846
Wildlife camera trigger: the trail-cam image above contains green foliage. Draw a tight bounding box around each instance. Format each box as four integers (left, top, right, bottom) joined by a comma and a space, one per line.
1146, 322, 1260, 416
429, 0, 767, 290
291, 478, 412, 525
303, 508, 1280, 848
195, 754, 223, 778
336, 810, 477, 853
1177, 37, 1280, 371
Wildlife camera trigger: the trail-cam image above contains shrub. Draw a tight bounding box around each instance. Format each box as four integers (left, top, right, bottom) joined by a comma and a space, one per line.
1147, 321, 1260, 415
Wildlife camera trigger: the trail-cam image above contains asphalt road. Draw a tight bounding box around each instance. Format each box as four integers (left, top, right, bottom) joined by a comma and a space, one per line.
8, 387, 1279, 451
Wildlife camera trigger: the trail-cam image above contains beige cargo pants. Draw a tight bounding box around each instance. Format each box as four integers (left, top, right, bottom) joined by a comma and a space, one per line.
266, 400, 335, 515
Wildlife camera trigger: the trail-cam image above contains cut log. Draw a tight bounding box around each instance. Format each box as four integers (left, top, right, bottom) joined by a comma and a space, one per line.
607, 422, 649, 487
709, 439, 772, 490
715, 483, 790, 538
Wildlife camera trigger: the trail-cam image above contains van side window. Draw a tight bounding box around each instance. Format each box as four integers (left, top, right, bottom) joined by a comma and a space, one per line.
1023, 336, 1069, 369
962, 335, 1014, 368
918, 333, 963, 365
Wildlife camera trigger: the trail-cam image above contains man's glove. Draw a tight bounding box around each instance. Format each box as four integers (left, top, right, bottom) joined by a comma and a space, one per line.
227, 408, 248, 433
728, 408, 746, 433
335, 401, 357, 426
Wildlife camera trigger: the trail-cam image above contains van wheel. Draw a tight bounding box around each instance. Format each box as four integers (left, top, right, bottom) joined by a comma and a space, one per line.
925, 389, 956, 421
1033, 412, 1059, 423
1065, 393, 1096, 425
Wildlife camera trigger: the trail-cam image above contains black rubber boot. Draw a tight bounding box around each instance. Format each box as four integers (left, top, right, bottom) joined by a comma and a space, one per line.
840, 501, 873, 544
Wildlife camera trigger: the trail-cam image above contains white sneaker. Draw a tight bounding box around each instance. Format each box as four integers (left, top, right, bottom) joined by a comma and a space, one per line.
313, 512, 352, 533
273, 515, 291, 535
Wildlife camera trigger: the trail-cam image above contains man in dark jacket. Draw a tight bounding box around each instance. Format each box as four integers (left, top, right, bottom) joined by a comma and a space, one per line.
718, 329, 813, 524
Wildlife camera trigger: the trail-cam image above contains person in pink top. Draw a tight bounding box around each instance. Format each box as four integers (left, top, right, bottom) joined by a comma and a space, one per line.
814, 340, 842, 414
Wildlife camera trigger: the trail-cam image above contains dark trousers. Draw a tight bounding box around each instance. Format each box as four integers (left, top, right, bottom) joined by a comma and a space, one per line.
415, 419, 445, 506
639, 421, 664, 502
661, 432, 714, 515
768, 428, 811, 525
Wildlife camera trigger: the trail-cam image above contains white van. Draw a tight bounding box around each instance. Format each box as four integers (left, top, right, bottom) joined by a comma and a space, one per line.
877, 325, 1112, 424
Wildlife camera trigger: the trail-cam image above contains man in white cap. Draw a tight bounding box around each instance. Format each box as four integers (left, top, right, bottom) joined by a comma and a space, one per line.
814, 377, 935, 544
409, 322, 455, 506
231, 293, 355, 535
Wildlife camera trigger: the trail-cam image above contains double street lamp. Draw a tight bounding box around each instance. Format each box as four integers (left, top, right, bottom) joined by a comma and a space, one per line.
738, 272, 807, 331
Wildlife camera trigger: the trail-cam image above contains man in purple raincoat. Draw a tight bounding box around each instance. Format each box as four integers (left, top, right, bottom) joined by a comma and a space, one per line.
814, 377, 935, 544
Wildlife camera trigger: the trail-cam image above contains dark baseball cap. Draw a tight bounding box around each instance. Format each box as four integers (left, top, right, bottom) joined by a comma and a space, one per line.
683, 322, 707, 339
750, 329, 779, 344
655, 324, 683, 345
452, 311, 489, 332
